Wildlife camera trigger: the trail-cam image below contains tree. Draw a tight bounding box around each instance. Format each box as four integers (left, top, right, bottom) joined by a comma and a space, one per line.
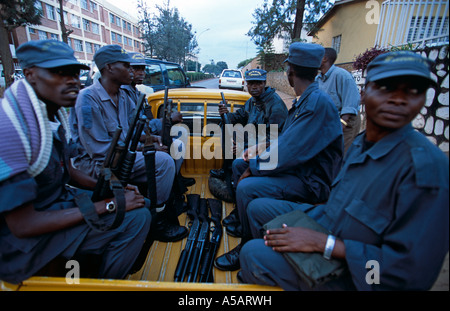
202, 60, 228, 76
137, 0, 157, 58
247, 0, 333, 48
57, 0, 73, 44
0, 0, 41, 88
138, 1, 197, 66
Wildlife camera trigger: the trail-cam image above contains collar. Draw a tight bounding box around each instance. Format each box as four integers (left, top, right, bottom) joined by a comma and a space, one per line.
351, 124, 416, 162
292, 81, 319, 109
317, 65, 336, 82
94, 79, 123, 107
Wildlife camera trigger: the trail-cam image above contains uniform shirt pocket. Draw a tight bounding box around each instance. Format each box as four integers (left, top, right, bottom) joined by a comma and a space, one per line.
342, 199, 391, 244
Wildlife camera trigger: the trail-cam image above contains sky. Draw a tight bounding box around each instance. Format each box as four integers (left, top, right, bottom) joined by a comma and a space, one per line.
105, 0, 266, 69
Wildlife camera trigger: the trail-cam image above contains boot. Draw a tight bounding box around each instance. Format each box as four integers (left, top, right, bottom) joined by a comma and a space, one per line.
151, 204, 188, 242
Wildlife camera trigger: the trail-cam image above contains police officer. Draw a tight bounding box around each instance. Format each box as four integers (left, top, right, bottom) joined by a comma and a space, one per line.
0, 40, 151, 284
71, 45, 188, 242
240, 51, 449, 291
214, 43, 343, 271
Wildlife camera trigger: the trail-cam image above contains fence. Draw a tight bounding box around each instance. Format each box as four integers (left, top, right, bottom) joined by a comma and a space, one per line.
375, 0, 449, 48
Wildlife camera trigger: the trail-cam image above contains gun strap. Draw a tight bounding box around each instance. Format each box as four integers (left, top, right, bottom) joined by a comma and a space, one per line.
143, 145, 157, 209
76, 174, 126, 232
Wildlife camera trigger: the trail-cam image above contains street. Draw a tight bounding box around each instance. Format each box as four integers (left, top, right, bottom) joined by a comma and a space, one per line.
191, 77, 219, 89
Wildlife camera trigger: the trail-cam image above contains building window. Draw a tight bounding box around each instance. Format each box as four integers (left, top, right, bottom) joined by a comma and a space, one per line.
93, 44, 101, 52
38, 30, 47, 40
81, 0, 88, 10
90, 1, 97, 12
116, 16, 121, 27
86, 42, 93, 54
83, 18, 90, 32
71, 14, 81, 28
68, 0, 79, 6
117, 34, 122, 43
50, 33, 59, 40
74, 39, 83, 52
35, 1, 43, 17
92, 22, 99, 34
109, 13, 115, 24
46, 4, 56, 20
29, 28, 36, 34
407, 16, 449, 43
111, 32, 116, 41
332, 35, 341, 54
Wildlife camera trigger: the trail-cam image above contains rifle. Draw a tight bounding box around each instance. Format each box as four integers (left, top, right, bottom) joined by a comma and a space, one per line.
160, 87, 173, 147
111, 93, 147, 185
79, 126, 126, 232
199, 198, 223, 282
174, 194, 201, 282
186, 198, 210, 282
84, 93, 146, 231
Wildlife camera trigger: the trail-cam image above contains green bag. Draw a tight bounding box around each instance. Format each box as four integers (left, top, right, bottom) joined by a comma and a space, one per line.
263, 209, 347, 288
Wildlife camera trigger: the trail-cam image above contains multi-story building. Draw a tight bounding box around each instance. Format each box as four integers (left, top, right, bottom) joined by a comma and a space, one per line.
10, 0, 144, 68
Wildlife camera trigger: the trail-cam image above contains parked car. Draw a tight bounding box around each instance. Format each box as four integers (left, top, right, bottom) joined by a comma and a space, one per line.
219, 69, 244, 91
142, 58, 191, 92
88, 58, 190, 93
1, 69, 24, 88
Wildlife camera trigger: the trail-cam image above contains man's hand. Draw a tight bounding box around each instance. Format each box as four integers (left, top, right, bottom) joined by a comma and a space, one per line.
264, 225, 327, 253
218, 102, 229, 115
242, 142, 269, 162
171, 111, 183, 124
237, 167, 252, 185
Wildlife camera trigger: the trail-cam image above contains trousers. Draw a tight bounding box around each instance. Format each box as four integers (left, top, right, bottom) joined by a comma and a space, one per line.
61, 207, 151, 279
232, 159, 316, 241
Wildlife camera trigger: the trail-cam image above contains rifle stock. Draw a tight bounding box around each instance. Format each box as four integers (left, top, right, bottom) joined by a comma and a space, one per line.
187, 198, 210, 282
199, 198, 223, 282
174, 194, 200, 282
91, 126, 122, 202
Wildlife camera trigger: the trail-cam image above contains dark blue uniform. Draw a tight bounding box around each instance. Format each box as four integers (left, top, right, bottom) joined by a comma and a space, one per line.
234, 81, 343, 241
0, 125, 151, 284
241, 124, 449, 290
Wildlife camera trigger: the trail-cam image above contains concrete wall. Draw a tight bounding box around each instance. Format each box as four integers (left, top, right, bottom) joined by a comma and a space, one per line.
412, 45, 449, 153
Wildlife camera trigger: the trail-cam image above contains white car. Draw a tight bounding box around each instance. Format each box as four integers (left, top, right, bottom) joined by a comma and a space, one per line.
219, 69, 244, 91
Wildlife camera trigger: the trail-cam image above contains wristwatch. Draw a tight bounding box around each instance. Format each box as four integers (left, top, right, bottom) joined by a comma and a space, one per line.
105, 200, 116, 213
323, 235, 336, 260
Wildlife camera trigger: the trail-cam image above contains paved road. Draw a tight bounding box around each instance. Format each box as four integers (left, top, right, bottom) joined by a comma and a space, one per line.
191, 78, 219, 89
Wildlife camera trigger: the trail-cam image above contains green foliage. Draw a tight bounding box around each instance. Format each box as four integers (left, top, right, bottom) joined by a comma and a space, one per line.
137, 0, 197, 65
186, 72, 214, 82
0, 0, 42, 88
247, 0, 333, 47
202, 60, 228, 76
237, 58, 255, 69
353, 43, 417, 72
0, 0, 42, 31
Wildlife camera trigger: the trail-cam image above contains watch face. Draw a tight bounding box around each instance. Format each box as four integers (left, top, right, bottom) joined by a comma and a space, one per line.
106, 201, 116, 212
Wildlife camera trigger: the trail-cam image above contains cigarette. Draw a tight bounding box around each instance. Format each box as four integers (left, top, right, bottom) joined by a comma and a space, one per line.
340, 118, 348, 127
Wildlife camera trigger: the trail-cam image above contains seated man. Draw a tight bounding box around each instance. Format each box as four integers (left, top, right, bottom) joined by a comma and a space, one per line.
122, 52, 194, 189
214, 68, 288, 171
70, 45, 187, 242
240, 51, 449, 290
0, 40, 151, 284
212, 69, 288, 232
214, 43, 343, 271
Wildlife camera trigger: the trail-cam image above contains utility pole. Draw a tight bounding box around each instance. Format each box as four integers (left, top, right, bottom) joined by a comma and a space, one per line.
196, 28, 210, 72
